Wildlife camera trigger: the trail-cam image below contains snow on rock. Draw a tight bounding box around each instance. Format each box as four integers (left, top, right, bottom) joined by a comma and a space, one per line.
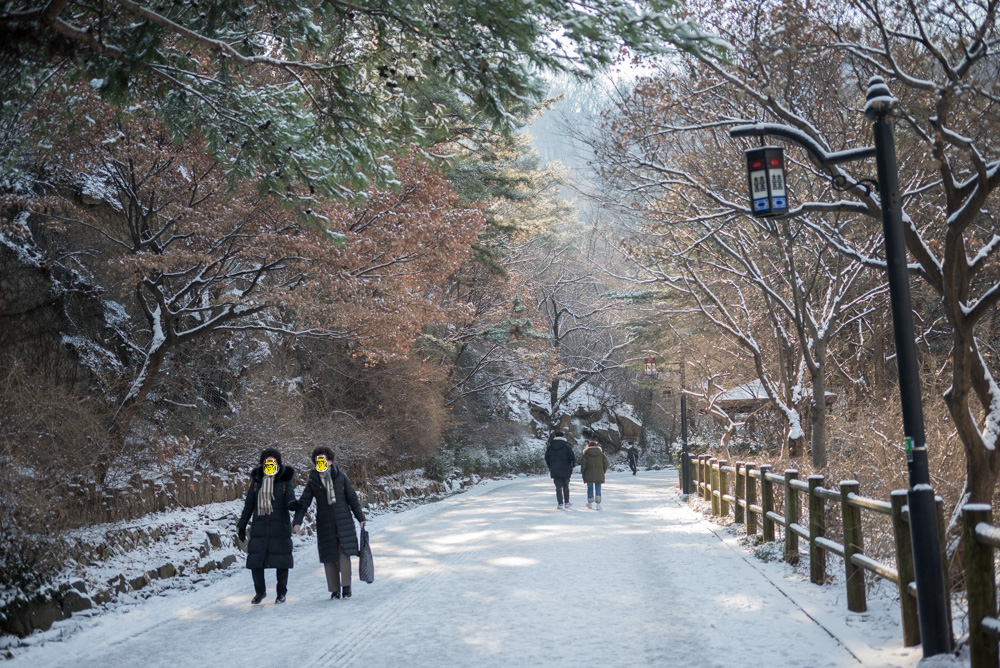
0, 211, 45, 268
503, 380, 642, 448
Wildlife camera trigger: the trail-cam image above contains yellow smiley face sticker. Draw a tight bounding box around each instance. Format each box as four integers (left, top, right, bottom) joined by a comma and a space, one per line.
315, 457, 328, 472
263, 460, 278, 476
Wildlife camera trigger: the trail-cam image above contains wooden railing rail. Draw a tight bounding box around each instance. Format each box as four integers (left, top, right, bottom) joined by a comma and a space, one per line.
681, 453, 953, 648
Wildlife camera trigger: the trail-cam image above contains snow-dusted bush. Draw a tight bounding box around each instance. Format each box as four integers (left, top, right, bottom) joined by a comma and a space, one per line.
490, 445, 546, 476
454, 447, 491, 477
752, 541, 784, 563
426, 440, 547, 480
424, 450, 456, 482
0, 363, 111, 602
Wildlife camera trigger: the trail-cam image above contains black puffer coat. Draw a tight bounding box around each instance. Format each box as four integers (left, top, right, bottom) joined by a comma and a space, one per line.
237, 465, 297, 570
544, 437, 576, 479
292, 465, 366, 560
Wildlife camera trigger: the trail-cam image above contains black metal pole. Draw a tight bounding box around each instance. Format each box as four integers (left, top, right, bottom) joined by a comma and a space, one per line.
866, 76, 951, 657
680, 393, 690, 494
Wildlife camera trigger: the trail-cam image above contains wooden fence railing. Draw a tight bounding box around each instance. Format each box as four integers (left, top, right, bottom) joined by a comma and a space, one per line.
683, 454, 952, 649
963, 504, 1000, 668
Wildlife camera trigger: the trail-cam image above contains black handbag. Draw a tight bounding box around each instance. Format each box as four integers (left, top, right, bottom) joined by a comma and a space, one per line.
358, 527, 374, 584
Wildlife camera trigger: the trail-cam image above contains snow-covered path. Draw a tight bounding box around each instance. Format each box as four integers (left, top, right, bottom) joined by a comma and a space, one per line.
9, 470, 920, 668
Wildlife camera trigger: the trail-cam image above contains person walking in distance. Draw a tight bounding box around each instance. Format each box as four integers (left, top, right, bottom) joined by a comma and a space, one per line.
545, 430, 576, 510
626, 442, 640, 476
292, 447, 367, 600
580, 440, 610, 510
237, 448, 298, 604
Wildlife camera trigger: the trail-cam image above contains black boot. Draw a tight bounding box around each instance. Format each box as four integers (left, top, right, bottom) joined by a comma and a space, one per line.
251, 593, 265, 605
341, 586, 352, 599
275, 594, 286, 603
331, 589, 341, 599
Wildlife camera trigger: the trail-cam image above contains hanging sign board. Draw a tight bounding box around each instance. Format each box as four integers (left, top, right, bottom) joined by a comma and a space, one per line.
744, 147, 788, 217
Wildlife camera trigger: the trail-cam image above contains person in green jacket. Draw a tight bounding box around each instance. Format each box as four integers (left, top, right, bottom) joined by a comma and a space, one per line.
580, 440, 610, 510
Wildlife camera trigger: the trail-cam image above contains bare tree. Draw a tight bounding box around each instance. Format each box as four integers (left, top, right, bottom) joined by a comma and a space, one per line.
523, 241, 635, 428
590, 80, 887, 466
585, 0, 1000, 503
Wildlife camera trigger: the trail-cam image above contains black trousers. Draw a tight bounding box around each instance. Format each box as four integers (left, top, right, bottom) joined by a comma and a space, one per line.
252, 568, 288, 597
553, 477, 570, 504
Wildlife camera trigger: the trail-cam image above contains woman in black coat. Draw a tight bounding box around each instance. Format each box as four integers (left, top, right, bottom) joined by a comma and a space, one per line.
237, 448, 297, 604
293, 447, 366, 599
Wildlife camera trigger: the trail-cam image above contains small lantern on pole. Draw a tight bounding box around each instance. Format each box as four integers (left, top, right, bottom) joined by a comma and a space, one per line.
644, 359, 657, 377
744, 146, 788, 217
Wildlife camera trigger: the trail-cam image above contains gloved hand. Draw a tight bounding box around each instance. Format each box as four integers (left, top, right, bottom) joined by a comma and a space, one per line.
238, 528, 246, 543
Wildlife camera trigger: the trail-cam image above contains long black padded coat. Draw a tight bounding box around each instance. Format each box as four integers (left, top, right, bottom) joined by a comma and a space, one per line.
544, 437, 576, 479
237, 465, 297, 570
292, 465, 367, 561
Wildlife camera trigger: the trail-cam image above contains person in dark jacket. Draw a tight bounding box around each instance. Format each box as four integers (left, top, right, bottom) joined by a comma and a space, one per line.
544, 431, 576, 510
293, 447, 367, 600
237, 447, 297, 604
626, 442, 640, 475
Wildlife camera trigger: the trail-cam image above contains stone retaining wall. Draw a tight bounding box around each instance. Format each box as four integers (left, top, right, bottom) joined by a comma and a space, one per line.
2, 475, 477, 640
69, 472, 464, 524
68, 471, 246, 524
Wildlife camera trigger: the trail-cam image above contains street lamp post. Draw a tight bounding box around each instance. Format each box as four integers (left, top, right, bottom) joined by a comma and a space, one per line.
671, 345, 691, 495
729, 76, 951, 658
680, 364, 690, 495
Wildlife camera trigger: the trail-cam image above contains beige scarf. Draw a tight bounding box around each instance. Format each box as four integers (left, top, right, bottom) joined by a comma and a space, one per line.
320, 470, 335, 505
257, 473, 275, 515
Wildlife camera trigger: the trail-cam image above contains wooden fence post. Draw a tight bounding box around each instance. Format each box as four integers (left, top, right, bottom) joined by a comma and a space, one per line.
808, 475, 826, 585
760, 465, 775, 542
709, 458, 719, 515
707, 458, 714, 510
964, 504, 998, 668
734, 462, 745, 524
699, 455, 707, 498
840, 480, 866, 612
784, 469, 800, 564
719, 460, 729, 518
890, 490, 920, 646
745, 463, 758, 537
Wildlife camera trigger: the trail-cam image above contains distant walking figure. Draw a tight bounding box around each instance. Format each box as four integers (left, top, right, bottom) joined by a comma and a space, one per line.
581, 440, 610, 510
545, 431, 576, 510
627, 442, 640, 475
293, 447, 367, 600
237, 448, 297, 604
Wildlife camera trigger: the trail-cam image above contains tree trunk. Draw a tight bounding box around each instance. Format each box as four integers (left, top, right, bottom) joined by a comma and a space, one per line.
115, 338, 169, 425
548, 377, 560, 429
787, 431, 804, 458
811, 350, 828, 469
944, 344, 1000, 504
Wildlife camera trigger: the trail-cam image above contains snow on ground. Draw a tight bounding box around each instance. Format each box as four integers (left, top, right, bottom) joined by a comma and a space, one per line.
3, 469, 962, 667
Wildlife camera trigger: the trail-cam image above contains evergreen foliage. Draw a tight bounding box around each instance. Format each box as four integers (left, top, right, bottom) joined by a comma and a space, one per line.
1, 0, 725, 196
